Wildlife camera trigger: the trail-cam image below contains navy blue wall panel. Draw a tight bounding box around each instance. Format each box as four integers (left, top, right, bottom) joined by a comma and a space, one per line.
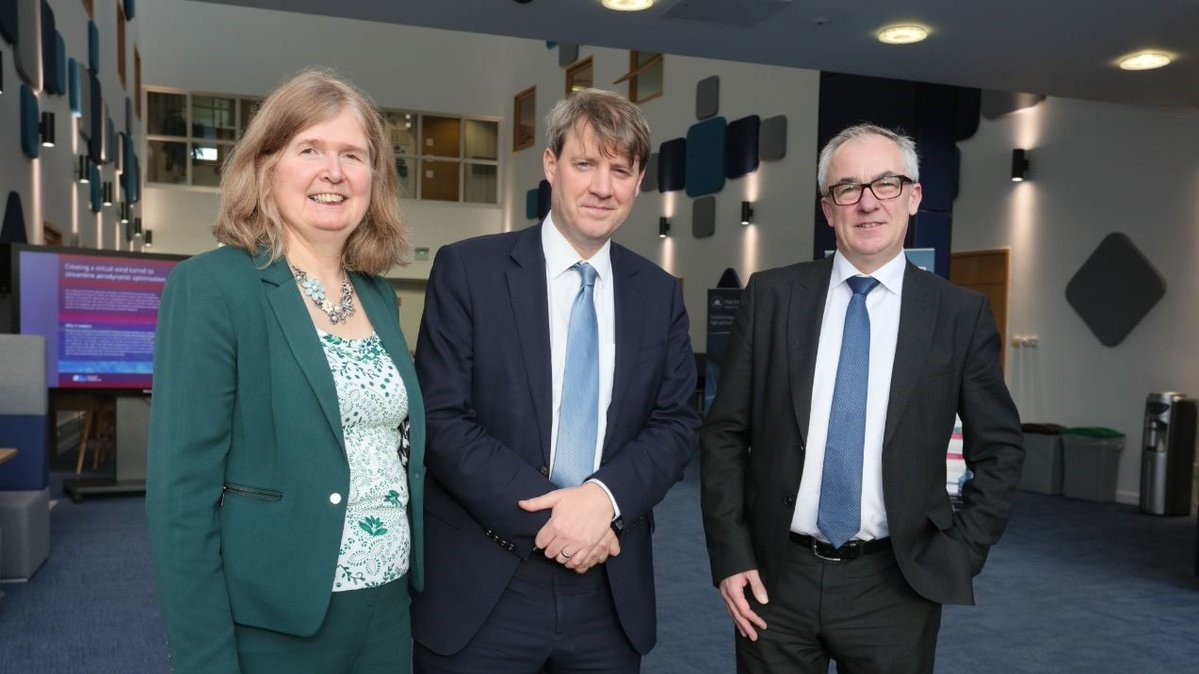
725, 115, 760, 179
0, 416, 50, 490
0, 0, 16, 43
657, 138, 686, 193
40, 0, 59, 94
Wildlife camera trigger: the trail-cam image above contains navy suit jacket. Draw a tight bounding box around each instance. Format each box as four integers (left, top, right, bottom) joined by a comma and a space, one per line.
412, 224, 698, 655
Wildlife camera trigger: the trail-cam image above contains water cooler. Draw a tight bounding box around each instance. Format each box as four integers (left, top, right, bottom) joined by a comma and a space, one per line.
1139, 392, 1197, 516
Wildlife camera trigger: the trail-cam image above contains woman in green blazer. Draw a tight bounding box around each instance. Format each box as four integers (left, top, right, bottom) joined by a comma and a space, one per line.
146, 70, 424, 674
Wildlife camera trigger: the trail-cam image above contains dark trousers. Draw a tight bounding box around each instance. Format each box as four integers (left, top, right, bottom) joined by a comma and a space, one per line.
234, 577, 412, 674
735, 541, 941, 674
414, 556, 640, 674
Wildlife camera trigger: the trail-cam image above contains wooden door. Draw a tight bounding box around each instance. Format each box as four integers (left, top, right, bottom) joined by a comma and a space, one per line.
949, 249, 1010, 371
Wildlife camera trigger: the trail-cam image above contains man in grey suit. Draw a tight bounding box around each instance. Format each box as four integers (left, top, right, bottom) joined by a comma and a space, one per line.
700, 123, 1024, 673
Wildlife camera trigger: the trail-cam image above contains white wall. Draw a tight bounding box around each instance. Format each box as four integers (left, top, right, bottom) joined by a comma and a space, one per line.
953, 97, 1199, 501
0, 0, 139, 248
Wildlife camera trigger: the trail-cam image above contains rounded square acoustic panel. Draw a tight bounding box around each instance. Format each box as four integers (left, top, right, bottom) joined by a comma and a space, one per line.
40, 0, 58, 94
692, 196, 716, 239
696, 76, 719, 120
759, 115, 788, 162
20, 84, 39, 159
725, 115, 760, 179
16, 0, 41, 90
640, 152, 659, 192
685, 117, 726, 197
657, 138, 686, 193
1065, 232, 1165, 347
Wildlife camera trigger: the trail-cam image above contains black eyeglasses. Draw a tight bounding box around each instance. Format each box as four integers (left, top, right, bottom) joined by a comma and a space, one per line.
826, 175, 913, 206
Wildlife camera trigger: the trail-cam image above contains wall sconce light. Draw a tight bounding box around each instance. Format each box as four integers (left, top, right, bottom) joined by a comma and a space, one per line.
1011, 149, 1030, 182
77, 156, 92, 183
124, 219, 134, 242
119, 201, 131, 224
740, 200, 755, 225
134, 217, 143, 236
144, 230, 153, 247
658, 216, 670, 239
39, 111, 56, 147
102, 181, 114, 206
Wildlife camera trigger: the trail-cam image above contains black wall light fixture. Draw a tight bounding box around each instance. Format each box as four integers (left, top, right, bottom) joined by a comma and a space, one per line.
740, 200, 754, 225
77, 155, 91, 183
119, 201, 131, 224
40, 111, 55, 147
1011, 149, 1030, 182
144, 230, 153, 247
102, 181, 114, 206
658, 216, 670, 239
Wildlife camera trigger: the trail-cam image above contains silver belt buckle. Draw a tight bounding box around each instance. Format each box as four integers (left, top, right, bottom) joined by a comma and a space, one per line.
811, 540, 844, 562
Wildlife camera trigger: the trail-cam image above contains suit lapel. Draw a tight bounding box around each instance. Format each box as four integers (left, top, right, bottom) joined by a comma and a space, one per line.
789, 258, 833, 440
260, 256, 344, 449
506, 226, 553, 466
884, 263, 939, 447
605, 245, 642, 458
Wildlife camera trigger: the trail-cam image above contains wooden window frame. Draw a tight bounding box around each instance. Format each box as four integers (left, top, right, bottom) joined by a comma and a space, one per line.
565, 57, 594, 97
513, 86, 536, 152
614, 51, 664, 104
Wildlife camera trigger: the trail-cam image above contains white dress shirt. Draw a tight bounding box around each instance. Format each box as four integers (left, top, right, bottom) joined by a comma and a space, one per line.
541, 217, 619, 515
791, 250, 907, 541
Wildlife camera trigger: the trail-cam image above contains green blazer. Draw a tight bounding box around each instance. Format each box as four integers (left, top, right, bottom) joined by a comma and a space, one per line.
146, 246, 425, 674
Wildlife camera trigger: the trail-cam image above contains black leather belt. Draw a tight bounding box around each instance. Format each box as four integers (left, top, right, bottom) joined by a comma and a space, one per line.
790, 532, 891, 561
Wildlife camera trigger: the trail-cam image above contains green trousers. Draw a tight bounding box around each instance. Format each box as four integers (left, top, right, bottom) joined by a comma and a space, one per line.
234, 577, 411, 674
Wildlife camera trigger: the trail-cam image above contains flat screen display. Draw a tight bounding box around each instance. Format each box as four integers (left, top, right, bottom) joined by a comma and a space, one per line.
7, 245, 187, 390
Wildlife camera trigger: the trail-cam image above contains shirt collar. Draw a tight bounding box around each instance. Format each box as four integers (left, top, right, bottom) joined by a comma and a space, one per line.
541, 213, 612, 283
831, 249, 907, 295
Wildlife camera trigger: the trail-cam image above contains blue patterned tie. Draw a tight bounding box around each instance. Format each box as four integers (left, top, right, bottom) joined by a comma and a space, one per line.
818, 275, 880, 549
551, 262, 600, 487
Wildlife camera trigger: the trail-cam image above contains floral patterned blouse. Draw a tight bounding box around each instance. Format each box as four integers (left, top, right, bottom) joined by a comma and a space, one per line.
317, 330, 410, 592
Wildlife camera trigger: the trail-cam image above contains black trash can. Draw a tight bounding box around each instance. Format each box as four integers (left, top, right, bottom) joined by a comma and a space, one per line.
1019, 422, 1066, 495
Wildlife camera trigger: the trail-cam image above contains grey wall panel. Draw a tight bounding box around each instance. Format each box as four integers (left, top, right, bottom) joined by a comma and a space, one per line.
696, 76, 719, 120
15, 0, 41, 90
0, 335, 47, 414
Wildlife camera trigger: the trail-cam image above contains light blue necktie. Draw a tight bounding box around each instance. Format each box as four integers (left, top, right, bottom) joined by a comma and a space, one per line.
551, 262, 599, 488
818, 275, 880, 549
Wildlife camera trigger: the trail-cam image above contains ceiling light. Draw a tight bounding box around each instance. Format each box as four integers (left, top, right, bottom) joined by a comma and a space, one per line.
602, 0, 654, 11
1117, 51, 1172, 71
877, 24, 929, 45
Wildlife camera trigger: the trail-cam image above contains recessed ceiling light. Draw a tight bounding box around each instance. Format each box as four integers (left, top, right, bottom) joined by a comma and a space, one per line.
877, 24, 929, 45
1117, 51, 1173, 71
601, 0, 654, 11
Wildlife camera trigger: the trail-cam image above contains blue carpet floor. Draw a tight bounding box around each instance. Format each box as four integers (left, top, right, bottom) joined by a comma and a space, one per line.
2, 462, 1197, 673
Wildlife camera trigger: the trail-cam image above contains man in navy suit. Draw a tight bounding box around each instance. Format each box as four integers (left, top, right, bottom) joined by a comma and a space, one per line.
413, 88, 699, 673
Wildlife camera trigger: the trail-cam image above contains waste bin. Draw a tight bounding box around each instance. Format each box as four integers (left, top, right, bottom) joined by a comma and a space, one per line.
1019, 423, 1066, 494
1139, 392, 1197, 516
1061, 427, 1125, 502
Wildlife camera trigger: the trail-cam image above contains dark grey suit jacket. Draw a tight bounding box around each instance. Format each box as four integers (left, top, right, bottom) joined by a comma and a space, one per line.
700, 256, 1023, 606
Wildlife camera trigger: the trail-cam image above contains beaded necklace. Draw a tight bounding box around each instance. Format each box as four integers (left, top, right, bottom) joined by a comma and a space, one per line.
291, 265, 356, 325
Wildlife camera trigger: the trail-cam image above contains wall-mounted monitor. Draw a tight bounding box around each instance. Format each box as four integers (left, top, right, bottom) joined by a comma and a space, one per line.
2, 244, 187, 391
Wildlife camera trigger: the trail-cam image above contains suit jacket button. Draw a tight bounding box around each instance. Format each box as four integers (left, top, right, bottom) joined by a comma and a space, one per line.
329, 493, 343, 505
783, 496, 795, 506
539, 466, 549, 477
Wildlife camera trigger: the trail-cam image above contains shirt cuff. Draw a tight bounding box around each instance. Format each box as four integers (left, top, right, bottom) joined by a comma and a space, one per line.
586, 478, 621, 521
